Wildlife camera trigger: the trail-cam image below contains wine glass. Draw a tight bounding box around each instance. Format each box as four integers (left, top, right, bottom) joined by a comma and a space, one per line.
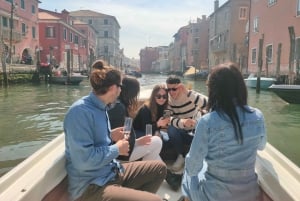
145, 124, 152, 136
123, 117, 132, 140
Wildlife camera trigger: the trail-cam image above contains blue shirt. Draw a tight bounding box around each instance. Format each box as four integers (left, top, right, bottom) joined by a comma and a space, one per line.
64, 92, 120, 200
183, 106, 267, 201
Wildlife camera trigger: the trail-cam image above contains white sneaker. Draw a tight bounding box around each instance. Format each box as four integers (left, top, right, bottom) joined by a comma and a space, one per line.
171, 154, 185, 172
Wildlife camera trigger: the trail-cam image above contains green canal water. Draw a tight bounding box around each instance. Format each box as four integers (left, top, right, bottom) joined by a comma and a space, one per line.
0, 74, 299, 176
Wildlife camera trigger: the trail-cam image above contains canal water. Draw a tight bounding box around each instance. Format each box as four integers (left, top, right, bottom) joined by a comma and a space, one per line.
0, 74, 299, 176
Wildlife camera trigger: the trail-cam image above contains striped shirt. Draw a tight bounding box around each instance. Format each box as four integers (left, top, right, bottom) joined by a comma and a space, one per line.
168, 90, 207, 130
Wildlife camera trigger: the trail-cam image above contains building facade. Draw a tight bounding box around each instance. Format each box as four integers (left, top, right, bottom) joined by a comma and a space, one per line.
38, 9, 89, 72
208, 0, 250, 74
69, 10, 121, 68
0, 0, 40, 65
187, 16, 209, 70
248, 0, 300, 79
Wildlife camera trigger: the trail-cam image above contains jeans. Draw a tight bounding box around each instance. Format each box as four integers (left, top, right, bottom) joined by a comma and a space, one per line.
167, 125, 193, 156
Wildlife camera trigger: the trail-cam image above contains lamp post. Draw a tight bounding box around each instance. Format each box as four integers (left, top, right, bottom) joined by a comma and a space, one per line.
9, 1, 17, 65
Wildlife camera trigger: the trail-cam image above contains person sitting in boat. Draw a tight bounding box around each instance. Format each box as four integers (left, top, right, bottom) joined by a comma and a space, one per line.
133, 84, 170, 140
181, 62, 267, 201
162, 75, 207, 191
64, 63, 167, 201
166, 75, 208, 172
108, 76, 163, 162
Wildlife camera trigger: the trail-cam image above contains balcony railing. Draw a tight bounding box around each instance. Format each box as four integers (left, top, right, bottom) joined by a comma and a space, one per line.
1, 29, 22, 43
210, 42, 228, 53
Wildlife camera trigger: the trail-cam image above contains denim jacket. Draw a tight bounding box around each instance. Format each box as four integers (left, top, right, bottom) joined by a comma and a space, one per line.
64, 92, 121, 200
183, 105, 266, 201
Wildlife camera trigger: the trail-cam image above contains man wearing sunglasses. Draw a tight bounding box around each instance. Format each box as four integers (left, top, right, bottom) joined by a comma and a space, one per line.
164, 75, 207, 190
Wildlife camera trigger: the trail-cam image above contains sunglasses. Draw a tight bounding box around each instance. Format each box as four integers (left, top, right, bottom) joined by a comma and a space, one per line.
166, 88, 177, 92
156, 94, 167, 99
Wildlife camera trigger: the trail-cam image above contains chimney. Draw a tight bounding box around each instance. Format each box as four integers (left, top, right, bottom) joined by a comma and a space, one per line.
214, 0, 219, 12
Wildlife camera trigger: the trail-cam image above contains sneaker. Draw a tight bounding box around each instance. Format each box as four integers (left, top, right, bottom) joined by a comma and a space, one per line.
171, 154, 185, 172
165, 169, 183, 191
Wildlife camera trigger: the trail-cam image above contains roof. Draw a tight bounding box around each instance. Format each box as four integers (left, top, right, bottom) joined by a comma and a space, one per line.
38, 12, 60, 20
69, 10, 120, 28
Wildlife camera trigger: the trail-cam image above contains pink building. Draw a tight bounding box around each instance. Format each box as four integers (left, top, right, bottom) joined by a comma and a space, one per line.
248, 0, 300, 79
0, 0, 40, 64
38, 9, 90, 72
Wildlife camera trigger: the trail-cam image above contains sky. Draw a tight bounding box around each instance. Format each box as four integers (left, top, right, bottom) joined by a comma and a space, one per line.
40, 0, 227, 59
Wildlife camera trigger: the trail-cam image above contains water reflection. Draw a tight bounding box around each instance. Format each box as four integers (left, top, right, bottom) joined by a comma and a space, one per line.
0, 75, 299, 176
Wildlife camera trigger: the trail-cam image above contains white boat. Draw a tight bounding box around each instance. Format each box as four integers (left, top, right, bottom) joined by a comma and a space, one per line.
1, 89, 300, 200
244, 74, 276, 89
0, 132, 299, 201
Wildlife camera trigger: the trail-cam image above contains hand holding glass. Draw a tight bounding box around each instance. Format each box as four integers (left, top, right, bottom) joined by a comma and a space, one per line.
146, 124, 152, 136
123, 117, 132, 140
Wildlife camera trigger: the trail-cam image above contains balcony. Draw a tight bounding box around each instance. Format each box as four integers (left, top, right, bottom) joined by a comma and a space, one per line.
210, 42, 227, 53
1, 29, 22, 43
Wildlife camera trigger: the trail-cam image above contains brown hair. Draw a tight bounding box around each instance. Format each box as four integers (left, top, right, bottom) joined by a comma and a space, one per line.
89, 66, 121, 95
119, 76, 140, 117
145, 84, 168, 122
207, 62, 251, 144
91, 59, 107, 70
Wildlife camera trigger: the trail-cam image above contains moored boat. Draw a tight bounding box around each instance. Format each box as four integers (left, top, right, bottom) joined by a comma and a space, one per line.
50, 73, 88, 85
269, 84, 300, 104
244, 74, 276, 89
183, 66, 199, 79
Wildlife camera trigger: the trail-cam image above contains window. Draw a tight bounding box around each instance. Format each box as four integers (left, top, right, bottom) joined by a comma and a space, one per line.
251, 48, 256, 64
31, 5, 36, 14
46, 27, 55, 38
268, 0, 277, 6
104, 46, 108, 53
2, 17, 8, 27
21, 23, 26, 36
104, 19, 108, 25
70, 33, 73, 42
20, 0, 25, 9
253, 16, 259, 32
74, 35, 79, 44
239, 7, 247, 20
88, 19, 92, 24
266, 45, 273, 63
295, 38, 300, 60
32, 27, 36, 38
104, 31, 108, 38
297, 0, 300, 16
63, 29, 67, 40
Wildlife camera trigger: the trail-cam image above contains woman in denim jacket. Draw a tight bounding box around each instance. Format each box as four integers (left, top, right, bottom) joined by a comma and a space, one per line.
182, 62, 267, 201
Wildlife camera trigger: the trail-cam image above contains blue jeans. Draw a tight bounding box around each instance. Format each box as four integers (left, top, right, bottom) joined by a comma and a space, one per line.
167, 125, 193, 156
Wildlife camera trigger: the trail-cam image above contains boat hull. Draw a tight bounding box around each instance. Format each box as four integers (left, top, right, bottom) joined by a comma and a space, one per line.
50, 75, 87, 85
244, 77, 276, 89
269, 84, 300, 104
